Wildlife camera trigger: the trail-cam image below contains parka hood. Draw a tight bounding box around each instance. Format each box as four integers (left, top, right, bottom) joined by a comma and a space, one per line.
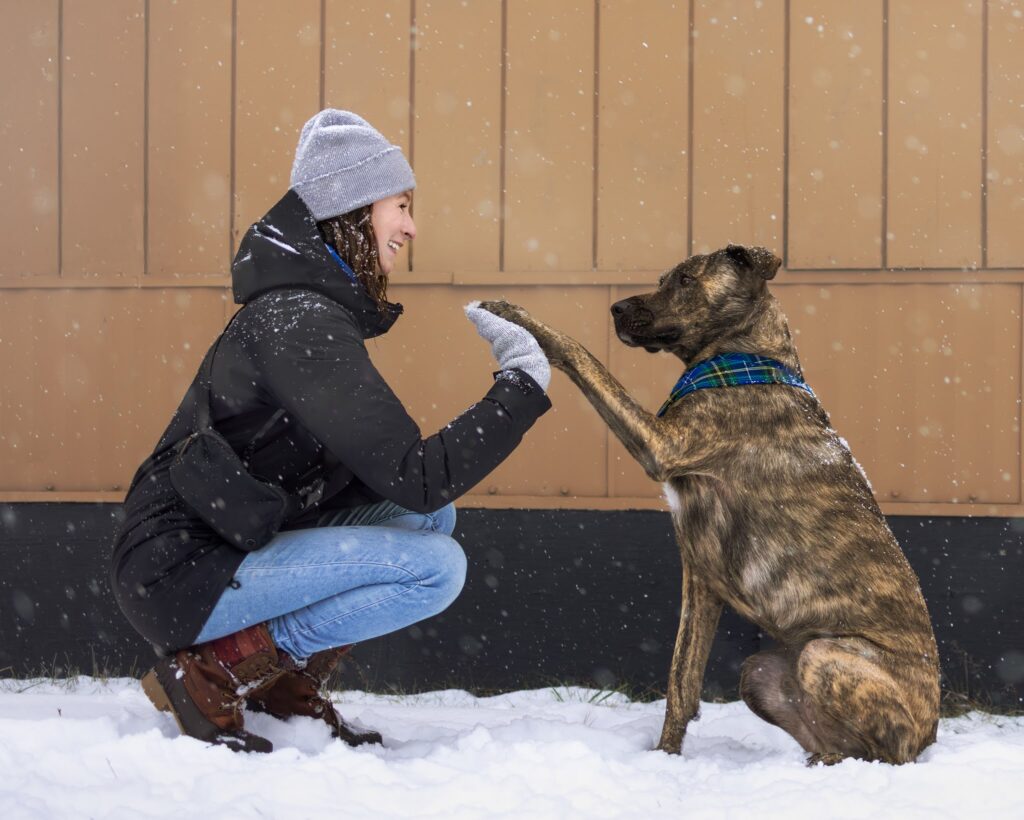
231, 189, 402, 339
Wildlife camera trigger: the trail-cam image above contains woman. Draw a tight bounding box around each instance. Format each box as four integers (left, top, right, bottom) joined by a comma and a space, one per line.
110, 109, 551, 753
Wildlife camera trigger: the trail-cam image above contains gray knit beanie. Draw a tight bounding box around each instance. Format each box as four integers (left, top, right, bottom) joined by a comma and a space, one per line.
290, 109, 415, 221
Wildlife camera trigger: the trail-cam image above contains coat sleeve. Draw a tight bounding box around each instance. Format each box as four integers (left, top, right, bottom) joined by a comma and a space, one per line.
249, 294, 551, 513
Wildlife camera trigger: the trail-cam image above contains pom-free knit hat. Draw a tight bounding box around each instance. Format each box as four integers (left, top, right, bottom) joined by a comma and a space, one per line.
289, 109, 415, 221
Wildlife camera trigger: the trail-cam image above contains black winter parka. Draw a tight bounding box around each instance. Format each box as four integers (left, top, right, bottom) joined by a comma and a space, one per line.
110, 190, 551, 652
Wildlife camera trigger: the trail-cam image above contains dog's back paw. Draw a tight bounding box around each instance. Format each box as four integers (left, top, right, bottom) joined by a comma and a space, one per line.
806, 752, 848, 767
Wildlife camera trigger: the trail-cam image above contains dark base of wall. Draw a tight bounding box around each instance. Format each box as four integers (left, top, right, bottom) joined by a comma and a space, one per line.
1, 504, 1021, 706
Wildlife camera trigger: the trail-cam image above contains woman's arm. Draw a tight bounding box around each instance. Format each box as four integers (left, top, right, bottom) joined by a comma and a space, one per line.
251, 293, 551, 513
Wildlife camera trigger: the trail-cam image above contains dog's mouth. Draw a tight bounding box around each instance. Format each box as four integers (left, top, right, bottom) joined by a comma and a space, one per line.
612, 304, 681, 351
615, 329, 681, 352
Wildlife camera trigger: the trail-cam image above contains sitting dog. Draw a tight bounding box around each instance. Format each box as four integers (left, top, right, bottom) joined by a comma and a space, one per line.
480, 244, 940, 765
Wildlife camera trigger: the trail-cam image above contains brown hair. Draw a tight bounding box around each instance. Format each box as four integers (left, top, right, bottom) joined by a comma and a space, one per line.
316, 206, 390, 307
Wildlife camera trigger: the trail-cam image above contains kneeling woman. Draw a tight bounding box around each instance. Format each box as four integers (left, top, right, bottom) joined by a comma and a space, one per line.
110, 110, 551, 753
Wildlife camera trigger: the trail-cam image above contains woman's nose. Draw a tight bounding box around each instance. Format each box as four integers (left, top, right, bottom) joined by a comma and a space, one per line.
405, 215, 417, 240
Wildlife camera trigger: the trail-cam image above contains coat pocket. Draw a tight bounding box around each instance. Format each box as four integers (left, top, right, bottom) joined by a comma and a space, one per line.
168, 429, 298, 551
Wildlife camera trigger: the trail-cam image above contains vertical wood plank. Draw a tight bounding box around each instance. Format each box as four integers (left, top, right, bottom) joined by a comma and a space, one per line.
62, 0, 145, 277
887, 0, 983, 268
987, 0, 1024, 267
324, 0, 411, 272
481, 286, 608, 495
324, 0, 412, 150
234, 0, 321, 242
0, 288, 224, 491
775, 282, 1020, 504
148, 0, 233, 276
0, 1, 59, 278
788, 0, 884, 269
691, 0, 785, 256
413, 0, 502, 272
505, 0, 595, 271
597, 0, 689, 271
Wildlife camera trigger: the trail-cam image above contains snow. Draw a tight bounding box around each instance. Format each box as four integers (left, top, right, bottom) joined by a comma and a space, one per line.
261, 234, 299, 255
2, 679, 1023, 818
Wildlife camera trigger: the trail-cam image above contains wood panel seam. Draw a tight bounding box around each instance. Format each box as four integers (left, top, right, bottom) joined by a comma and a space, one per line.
57, 0, 64, 279
881, 0, 889, 270
143, 0, 149, 278
11, 271, 1024, 289
591, 0, 599, 272
782, 0, 790, 267
229, 0, 237, 264
686, 0, 694, 256
981, 0, 989, 270
2, 492, 1020, 518
318, 0, 326, 111
403, 0, 411, 272
499, 0, 508, 273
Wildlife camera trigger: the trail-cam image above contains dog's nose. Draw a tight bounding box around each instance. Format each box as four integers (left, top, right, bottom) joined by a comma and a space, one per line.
610, 300, 630, 317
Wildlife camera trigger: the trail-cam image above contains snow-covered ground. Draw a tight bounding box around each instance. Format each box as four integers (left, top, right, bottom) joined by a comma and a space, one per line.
0, 678, 1021, 819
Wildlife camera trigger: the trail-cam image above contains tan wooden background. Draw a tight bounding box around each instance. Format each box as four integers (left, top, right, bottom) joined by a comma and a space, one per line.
1, 0, 1021, 517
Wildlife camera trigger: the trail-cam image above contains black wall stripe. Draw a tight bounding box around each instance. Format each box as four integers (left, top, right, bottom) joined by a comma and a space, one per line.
0, 504, 1020, 706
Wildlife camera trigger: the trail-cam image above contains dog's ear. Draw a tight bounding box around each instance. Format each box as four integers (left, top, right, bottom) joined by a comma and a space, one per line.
725, 244, 782, 280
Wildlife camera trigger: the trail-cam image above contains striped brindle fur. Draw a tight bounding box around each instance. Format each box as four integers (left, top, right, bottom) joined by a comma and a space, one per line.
479, 244, 940, 765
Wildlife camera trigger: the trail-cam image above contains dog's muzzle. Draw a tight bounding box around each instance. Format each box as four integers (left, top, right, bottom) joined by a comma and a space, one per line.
610, 298, 653, 336
611, 299, 678, 349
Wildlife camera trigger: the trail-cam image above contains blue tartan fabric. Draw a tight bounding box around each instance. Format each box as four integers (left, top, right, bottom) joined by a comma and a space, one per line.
656, 353, 815, 417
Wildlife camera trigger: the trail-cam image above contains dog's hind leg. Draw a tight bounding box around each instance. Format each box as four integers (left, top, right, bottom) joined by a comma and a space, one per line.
793, 637, 937, 765
743, 638, 936, 764
739, 647, 836, 756
657, 562, 723, 754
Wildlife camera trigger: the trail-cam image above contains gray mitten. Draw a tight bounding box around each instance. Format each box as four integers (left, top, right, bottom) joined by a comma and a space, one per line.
465, 302, 551, 392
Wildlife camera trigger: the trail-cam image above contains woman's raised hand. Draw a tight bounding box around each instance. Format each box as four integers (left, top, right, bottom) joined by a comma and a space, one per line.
464, 302, 551, 392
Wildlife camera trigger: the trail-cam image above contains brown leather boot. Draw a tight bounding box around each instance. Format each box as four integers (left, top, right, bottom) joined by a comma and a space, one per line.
247, 645, 383, 746
140, 623, 286, 753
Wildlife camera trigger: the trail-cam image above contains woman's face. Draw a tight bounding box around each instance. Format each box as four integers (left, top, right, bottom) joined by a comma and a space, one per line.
371, 191, 416, 275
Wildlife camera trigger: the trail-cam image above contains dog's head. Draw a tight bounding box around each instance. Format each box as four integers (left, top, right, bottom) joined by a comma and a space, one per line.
611, 244, 781, 362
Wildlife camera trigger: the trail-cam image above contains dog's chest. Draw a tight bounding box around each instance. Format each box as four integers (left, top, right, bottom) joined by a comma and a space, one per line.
662, 482, 684, 516
661, 480, 728, 569
662, 478, 761, 615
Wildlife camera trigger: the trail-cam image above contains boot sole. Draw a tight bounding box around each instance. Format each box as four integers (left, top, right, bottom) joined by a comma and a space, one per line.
142, 666, 192, 741
141, 661, 273, 754
141, 668, 173, 714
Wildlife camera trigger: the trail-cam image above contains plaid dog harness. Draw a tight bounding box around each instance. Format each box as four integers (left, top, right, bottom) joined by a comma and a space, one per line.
657, 352, 815, 417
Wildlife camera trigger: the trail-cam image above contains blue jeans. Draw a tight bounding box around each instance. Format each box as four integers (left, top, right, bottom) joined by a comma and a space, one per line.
194, 501, 464, 661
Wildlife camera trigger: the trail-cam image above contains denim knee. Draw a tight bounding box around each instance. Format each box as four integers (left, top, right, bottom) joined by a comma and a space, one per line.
421, 531, 467, 612
431, 503, 457, 537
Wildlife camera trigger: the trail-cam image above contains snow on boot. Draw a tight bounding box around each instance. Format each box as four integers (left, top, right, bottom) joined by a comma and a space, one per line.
246, 644, 383, 746
140, 623, 286, 753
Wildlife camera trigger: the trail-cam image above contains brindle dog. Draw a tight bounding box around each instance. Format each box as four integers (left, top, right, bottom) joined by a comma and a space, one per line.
480, 244, 940, 765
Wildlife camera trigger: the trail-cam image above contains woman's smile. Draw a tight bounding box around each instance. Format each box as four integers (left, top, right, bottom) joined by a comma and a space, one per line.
372, 191, 416, 275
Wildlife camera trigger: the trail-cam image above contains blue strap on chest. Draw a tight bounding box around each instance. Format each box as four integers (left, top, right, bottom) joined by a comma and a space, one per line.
657, 352, 815, 417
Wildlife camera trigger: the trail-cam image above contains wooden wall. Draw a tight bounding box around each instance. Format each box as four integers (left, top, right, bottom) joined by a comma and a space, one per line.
1, 0, 1021, 517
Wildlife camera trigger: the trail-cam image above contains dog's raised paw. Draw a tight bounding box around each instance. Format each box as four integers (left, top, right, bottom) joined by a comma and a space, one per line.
478, 299, 528, 323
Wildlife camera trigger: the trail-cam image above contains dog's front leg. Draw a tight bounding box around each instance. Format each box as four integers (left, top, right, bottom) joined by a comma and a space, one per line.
658, 561, 723, 753
479, 300, 673, 480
